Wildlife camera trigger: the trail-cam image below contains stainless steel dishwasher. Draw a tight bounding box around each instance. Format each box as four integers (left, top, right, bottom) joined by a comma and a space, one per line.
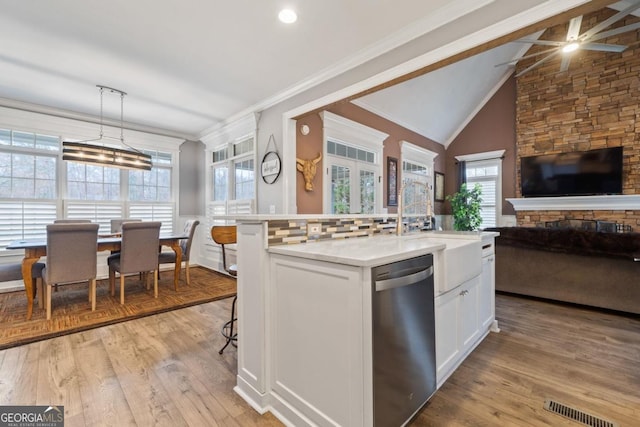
372, 254, 436, 427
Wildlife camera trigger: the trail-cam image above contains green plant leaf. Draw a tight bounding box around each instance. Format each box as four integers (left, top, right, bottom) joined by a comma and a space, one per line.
446, 183, 483, 231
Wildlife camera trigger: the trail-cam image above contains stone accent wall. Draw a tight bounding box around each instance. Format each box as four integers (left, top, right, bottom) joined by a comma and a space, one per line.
516, 209, 640, 229
515, 8, 640, 228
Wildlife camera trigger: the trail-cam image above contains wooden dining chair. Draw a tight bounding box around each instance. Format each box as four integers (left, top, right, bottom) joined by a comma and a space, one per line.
211, 225, 238, 354
108, 221, 161, 304
42, 223, 99, 320
158, 219, 200, 285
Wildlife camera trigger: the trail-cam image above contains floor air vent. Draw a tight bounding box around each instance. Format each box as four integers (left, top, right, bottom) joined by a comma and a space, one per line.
544, 399, 619, 427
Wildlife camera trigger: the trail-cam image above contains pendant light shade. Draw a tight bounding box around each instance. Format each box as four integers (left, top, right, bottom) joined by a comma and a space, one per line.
62, 85, 152, 171
62, 141, 152, 170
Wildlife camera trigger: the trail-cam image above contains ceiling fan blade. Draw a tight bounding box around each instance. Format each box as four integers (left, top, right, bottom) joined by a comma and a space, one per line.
579, 0, 640, 41
589, 22, 640, 42
566, 16, 583, 41
580, 42, 628, 52
516, 50, 563, 77
559, 55, 572, 72
494, 47, 560, 67
513, 38, 565, 47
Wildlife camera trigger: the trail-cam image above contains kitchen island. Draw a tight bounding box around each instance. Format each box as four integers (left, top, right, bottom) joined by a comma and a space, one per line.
229, 216, 498, 427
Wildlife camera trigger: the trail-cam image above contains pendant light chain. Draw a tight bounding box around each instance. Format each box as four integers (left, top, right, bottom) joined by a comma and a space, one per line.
120, 90, 124, 144
99, 86, 104, 139
61, 84, 152, 171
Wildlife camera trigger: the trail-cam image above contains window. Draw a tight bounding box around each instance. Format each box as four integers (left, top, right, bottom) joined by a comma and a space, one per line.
204, 114, 257, 235
209, 136, 255, 206
327, 141, 378, 214
67, 163, 120, 200
457, 150, 504, 229
62, 149, 174, 234
129, 151, 172, 202
322, 111, 387, 214
0, 129, 58, 248
128, 150, 174, 234
466, 161, 499, 228
402, 160, 431, 216
400, 142, 437, 218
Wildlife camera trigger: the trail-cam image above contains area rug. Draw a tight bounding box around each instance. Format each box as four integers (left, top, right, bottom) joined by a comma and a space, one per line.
0, 266, 236, 350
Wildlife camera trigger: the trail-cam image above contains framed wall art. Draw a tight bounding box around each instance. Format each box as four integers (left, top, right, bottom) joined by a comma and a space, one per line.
435, 171, 445, 202
387, 157, 398, 206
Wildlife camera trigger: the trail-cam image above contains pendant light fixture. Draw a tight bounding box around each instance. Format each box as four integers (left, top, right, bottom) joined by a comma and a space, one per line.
62, 85, 152, 171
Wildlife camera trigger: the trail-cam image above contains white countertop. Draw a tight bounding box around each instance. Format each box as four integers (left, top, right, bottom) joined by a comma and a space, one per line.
268, 234, 446, 267
267, 231, 499, 268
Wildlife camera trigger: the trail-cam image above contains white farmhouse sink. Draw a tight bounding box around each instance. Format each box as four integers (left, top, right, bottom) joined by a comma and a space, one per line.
423, 237, 482, 294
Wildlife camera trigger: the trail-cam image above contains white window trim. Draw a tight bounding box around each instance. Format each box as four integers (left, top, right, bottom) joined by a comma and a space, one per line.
455, 149, 505, 163
320, 111, 388, 214
401, 141, 438, 165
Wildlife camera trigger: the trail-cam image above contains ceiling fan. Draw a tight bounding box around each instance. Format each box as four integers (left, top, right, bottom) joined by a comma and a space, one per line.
498, 0, 640, 76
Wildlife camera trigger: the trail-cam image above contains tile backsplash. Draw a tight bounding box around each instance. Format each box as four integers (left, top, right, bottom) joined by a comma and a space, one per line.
267, 217, 397, 246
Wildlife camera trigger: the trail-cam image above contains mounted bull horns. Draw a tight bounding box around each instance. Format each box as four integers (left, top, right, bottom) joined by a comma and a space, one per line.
296, 153, 322, 191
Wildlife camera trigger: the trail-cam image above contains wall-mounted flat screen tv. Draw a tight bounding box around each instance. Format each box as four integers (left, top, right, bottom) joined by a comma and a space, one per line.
521, 147, 623, 197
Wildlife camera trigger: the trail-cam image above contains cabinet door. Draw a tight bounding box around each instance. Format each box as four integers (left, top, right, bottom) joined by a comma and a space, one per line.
478, 255, 495, 330
459, 275, 480, 350
435, 288, 460, 382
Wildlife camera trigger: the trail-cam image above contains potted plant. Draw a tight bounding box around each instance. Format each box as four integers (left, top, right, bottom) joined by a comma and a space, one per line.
446, 183, 483, 231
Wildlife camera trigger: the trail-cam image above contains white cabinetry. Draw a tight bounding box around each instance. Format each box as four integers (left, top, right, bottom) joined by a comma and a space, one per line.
435, 235, 498, 387
435, 275, 480, 385
479, 251, 495, 330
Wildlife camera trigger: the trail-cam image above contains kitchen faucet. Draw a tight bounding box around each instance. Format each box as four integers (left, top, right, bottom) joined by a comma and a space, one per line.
397, 180, 433, 236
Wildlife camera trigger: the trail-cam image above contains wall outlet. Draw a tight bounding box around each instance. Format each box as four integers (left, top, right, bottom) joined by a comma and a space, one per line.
269, 204, 276, 214
307, 223, 321, 236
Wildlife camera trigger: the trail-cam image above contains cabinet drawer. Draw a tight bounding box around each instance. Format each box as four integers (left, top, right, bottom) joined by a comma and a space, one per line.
481, 241, 494, 257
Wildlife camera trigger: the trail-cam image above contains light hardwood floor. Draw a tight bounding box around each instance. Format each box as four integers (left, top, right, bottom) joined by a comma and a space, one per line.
1, 294, 638, 426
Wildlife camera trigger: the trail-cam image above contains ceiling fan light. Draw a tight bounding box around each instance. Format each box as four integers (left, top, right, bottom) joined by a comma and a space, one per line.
562, 42, 579, 53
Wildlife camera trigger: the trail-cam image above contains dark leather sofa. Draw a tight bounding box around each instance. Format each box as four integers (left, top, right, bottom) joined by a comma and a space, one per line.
486, 227, 640, 315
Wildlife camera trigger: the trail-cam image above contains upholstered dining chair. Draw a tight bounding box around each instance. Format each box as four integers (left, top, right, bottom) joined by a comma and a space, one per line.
110, 218, 141, 234
108, 221, 161, 305
0, 262, 46, 307
42, 223, 99, 320
51, 219, 93, 291
211, 225, 238, 354
158, 219, 200, 285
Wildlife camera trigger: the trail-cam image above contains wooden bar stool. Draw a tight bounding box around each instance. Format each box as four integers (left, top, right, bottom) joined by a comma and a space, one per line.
211, 225, 237, 354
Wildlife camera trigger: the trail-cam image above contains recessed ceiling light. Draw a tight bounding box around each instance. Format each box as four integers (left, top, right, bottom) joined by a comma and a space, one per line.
278, 9, 297, 24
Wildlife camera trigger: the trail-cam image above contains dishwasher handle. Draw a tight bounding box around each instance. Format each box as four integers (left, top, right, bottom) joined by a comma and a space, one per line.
375, 266, 433, 292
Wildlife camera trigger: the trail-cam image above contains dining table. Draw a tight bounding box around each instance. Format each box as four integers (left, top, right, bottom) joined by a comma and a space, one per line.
7, 233, 188, 320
